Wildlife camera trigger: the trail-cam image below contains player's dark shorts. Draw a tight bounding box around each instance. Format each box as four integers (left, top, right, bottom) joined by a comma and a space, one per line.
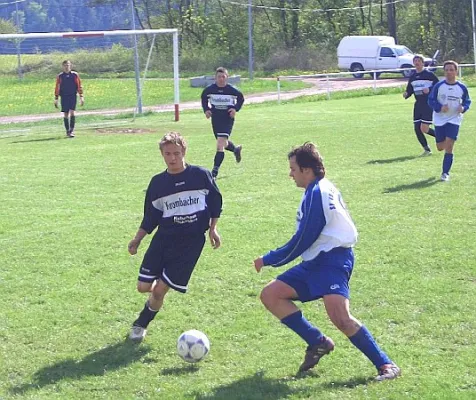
413, 101, 433, 124
277, 247, 354, 302
60, 94, 77, 113
435, 123, 460, 143
138, 233, 206, 293
212, 116, 234, 138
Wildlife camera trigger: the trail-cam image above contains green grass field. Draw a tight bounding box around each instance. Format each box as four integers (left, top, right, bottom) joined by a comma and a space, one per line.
1, 91, 476, 399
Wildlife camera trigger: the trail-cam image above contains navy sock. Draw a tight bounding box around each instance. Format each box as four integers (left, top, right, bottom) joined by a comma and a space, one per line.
349, 325, 392, 369
213, 151, 225, 170
443, 153, 454, 174
133, 300, 158, 328
225, 141, 236, 152
414, 123, 428, 148
281, 310, 324, 346
70, 116, 76, 130
63, 118, 70, 132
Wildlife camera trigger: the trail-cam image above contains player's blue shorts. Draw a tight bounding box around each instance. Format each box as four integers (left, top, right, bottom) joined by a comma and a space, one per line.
138, 233, 206, 293
435, 123, 460, 143
60, 94, 77, 113
212, 115, 235, 138
277, 247, 354, 302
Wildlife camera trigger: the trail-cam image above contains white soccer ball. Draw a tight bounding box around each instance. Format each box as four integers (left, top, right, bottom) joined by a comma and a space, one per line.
177, 330, 210, 363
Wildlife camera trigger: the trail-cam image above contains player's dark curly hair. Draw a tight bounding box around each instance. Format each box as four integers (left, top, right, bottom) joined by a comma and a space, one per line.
288, 142, 325, 179
159, 131, 188, 152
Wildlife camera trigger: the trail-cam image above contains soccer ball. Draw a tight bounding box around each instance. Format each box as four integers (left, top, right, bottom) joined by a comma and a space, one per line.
177, 330, 210, 363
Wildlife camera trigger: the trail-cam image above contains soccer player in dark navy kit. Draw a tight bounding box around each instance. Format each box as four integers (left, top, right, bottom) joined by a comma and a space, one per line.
201, 67, 245, 179
403, 54, 439, 155
254, 142, 400, 381
54, 60, 84, 138
127, 132, 222, 341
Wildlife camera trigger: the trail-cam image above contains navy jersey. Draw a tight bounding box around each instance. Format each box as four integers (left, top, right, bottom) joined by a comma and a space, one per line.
55, 71, 83, 98
263, 178, 358, 267
201, 83, 244, 118
404, 70, 439, 103
140, 165, 222, 236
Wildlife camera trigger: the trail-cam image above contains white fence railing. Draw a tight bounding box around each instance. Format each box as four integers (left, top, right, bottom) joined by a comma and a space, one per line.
276, 63, 476, 103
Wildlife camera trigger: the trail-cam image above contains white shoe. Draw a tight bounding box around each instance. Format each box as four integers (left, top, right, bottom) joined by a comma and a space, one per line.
440, 173, 450, 182
375, 364, 401, 381
129, 325, 147, 341
421, 150, 432, 156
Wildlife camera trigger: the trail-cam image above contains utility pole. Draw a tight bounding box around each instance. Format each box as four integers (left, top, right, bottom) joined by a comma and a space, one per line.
130, 0, 143, 113
248, 0, 253, 80
15, 0, 23, 80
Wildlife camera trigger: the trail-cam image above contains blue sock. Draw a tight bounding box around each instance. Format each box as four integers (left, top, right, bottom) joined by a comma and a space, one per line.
349, 326, 392, 369
443, 153, 454, 174
281, 310, 324, 346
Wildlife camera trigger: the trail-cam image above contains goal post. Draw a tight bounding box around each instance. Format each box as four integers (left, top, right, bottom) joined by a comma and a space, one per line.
0, 28, 181, 123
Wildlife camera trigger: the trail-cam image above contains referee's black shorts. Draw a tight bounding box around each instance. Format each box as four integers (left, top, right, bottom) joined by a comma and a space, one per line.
137, 233, 206, 293
413, 101, 433, 125
60, 94, 77, 113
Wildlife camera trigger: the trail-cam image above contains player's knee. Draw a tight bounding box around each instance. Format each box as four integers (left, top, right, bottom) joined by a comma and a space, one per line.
136, 281, 153, 293
260, 285, 278, 306
420, 124, 429, 134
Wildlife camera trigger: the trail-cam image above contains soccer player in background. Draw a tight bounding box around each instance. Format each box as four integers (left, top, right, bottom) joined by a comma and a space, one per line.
403, 54, 439, 155
254, 142, 400, 381
428, 60, 471, 181
127, 132, 222, 341
54, 60, 84, 138
201, 67, 245, 179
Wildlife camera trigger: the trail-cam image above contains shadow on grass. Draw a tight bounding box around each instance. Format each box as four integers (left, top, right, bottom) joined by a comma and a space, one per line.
322, 376, 375, 389
161, 364, 200, 375
194, 371, 302, 400
384, 177, 439, 193
10, 137, 63, 144
10, 340, 151, 395
367, 155, 419, 164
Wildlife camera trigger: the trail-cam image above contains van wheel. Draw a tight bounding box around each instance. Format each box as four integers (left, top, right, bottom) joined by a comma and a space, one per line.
350, 63, 364, 79
401, 65, 414, 78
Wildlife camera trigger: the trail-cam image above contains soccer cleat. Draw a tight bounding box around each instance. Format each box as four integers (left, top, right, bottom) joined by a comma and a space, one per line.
375, 364, 401, 381
69, 130, 75, 138
234, 145, 242, 163
420, 150, 432, 156
440, 173, 450, 182
129, 325, 147, 342
298, 336, 335, 372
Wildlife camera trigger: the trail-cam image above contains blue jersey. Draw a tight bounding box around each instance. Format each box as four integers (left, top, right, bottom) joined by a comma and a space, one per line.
140, 165, 222, 237
428, 80, 471, 126
263, 178, 358, 267
201, 83, 244, 119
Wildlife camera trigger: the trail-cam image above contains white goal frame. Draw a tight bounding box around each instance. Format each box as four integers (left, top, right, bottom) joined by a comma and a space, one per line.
0, 29, 181, 121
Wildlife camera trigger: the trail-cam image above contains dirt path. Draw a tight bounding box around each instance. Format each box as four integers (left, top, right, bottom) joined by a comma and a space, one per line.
0, 77, 406, 125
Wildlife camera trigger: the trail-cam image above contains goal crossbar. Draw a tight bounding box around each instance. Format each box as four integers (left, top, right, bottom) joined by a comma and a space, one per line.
0, 29, 181, 121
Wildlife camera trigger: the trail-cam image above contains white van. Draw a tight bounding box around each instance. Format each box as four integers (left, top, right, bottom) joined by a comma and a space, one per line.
337, 36, 436, 78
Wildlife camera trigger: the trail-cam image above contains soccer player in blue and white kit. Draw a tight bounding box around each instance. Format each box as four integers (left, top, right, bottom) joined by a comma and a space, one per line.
254, 143, 400, 381
403, 54, 439, 155
428, 60, 471, 181
127, 132, 222, 341
201, 67, 245, 179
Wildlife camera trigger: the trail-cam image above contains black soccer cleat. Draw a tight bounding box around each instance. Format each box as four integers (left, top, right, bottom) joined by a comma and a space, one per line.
234, 145, 242, 163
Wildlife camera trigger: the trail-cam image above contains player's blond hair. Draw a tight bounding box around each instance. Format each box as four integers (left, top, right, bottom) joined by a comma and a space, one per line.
215, 67, 229, 76
159, 132, 187, 152
443, 60, 459, 71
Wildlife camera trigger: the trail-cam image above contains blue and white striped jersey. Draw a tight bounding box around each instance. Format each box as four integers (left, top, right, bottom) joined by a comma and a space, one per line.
262, 178, 358, 267
428, 80, 471, 126
140, 165, 222, 236
201, 83, 244, 116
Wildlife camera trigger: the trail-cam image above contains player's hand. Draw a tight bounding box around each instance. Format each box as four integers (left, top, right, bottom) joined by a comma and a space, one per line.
128, 238, 141, 255
441, 104, 449, 112
402, 92, 408, 99
254, 257, 264, 273
205, 110, 212, 119
54, 99, 58, 109
422, 88, 430, 94
80, 96, 84, 106
228, 108, 236, 118
458, 105, 464, 113
209, 228, 221, 249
